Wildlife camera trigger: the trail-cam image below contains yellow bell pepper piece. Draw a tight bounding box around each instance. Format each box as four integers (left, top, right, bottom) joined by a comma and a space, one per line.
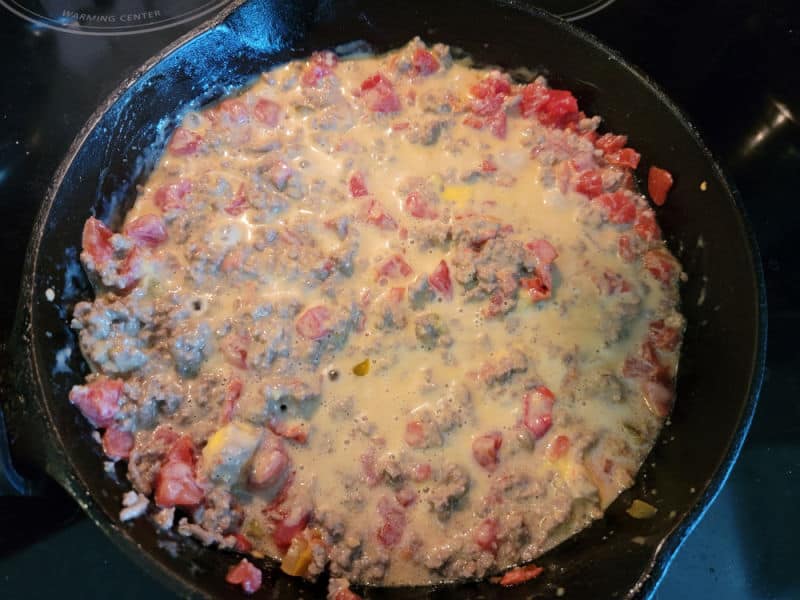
626, 499, 658, 519
280, 537, 313, 576
352, 358, 370, 376
441, 185, 473, 204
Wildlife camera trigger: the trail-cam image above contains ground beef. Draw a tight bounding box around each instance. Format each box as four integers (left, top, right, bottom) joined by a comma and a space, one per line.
71, 296, 149, 375
426, 463, 470, 521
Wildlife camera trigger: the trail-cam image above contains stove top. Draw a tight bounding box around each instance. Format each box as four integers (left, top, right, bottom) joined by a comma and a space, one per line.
0, 1, 797, 598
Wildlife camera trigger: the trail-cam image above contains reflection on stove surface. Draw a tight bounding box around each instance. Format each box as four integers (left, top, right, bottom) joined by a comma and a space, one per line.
0, 0, 234, 35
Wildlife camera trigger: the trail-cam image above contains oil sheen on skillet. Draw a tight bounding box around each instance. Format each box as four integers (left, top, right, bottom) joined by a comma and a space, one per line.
66, 38, 684, 595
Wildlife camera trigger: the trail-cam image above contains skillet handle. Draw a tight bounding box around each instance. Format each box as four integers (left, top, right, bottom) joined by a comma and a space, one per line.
0, 406, 31, 496
0, 345, 81, 553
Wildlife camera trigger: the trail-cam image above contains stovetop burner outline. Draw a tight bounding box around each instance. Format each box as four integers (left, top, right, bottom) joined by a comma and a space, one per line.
0, 0, 235, 36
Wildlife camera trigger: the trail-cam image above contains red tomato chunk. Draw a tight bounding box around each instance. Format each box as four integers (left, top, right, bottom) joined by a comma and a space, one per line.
648, 165, 674, 206
360, 72, 401, 113
377, 254, 413, 280
296, 306, 332, 340
428, 260, 453, 299
472, 431, 503, 472
522, 386, 556, 439
596, 191, 637, 224
155, 436, 204, 508
411, 48, 439, 75
124, 215, 168, 247
226, 559, 263, 595
102, 426, 134, 460
68, 377, 124, 428
167, 127, 202, 156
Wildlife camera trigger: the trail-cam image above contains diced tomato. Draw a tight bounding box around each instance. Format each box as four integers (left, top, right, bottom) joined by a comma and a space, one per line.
481, 159, 498, 173
605, 147, 641, 170
596, 191, 637, 224
520, 81, 579, 128
164, 434, 194, 465
547, 435, 570, 460
167, 127, 202, 156
221, 334, 249, 369
409, 462, 431, 482
363, 199, 398, 230
642, 379, 674, 418
81, 217, 114, 265
618, 235, 635, 262
575, 170, 604, 198
404, 190, 438, 219
634, 209, 661, 241
68, 377, 124, 428
225, 559, 263, 595
499, 564, 544, 586
411, 48, 440, 75
622, 342, 661, 379
522, 386, 555, 439
360, 72, 401, 113
124, 215, 168, 248
155, 437, 204, 508
233, 533, 253, 553
224, 183, 248, 216
403, 420, 426, 448
154, 180, 192, 212
301, 50, 338, 87
102, 425, 134, 460
648, 319, 681, 351
595, 133, 628, 154
376, 254, 413, 280
253, 98, 281, 127
643, 249, 678, 286
376, 496, 406, 547
648, 166, 674, 206
349, 172, 369, 197
472, 431, 503, 472
395, 486, 417, 507
249, 436, 290, 489
272, 508, 311, 551
428, 260, 453, 300
537, 89, 580, 128
295, 305, 331, 340
526, 239, 558, 266
475, 518, 499, 553
470, 74, 512, 116
217, 99, 250, 125
221, 379, 243, 424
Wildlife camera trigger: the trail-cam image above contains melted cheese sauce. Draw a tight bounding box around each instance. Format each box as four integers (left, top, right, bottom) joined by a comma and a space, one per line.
102, 39, 683, 586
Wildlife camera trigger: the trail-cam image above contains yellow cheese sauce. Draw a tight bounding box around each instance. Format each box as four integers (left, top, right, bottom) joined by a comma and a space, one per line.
73, 38, 684, 589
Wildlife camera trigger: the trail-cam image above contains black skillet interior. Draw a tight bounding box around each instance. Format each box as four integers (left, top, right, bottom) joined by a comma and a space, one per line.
10, 0, 765, 598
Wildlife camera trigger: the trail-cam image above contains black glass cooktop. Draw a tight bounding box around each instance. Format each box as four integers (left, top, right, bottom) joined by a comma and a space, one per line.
0, 1, 797, 598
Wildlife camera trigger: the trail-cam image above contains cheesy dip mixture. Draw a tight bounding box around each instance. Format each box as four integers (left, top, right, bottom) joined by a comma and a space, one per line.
69, 38, 684, 594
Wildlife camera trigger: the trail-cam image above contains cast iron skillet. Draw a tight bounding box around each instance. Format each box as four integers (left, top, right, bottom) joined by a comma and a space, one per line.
1, 0, 766, 597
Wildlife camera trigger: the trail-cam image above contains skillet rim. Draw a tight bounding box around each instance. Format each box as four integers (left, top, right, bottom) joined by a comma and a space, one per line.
16, 1, 767, 597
